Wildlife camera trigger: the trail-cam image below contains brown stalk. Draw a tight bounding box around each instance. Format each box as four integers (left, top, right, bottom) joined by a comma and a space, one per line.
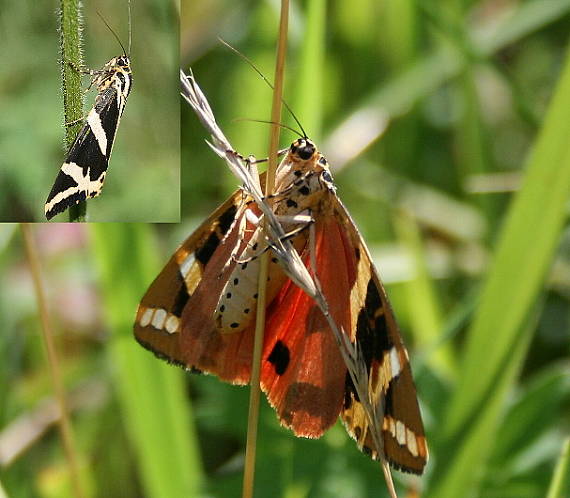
242, 2, 290, 497
20, 224, 85, 498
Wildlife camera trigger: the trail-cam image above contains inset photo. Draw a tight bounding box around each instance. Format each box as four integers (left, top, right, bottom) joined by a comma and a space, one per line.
0, 0, 179, 222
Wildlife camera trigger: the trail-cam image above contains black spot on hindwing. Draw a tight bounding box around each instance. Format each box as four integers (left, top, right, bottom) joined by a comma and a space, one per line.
267, 340, 290, 375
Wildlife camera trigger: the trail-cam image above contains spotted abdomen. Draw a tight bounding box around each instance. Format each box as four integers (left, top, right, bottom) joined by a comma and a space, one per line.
215, 228, 287, 334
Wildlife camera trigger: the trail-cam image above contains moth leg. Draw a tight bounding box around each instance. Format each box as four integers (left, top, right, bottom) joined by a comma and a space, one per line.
245, 206, 314, 239
267, 186, 295, 202
276, 214, 313, 225
63, 59, 97, 78
64, 115, 87, 127
236, 212, 315, 264
233, 217, 310, 265
236, 147, 289, 166
233, 243, 271, 264
63, 59, 105, 93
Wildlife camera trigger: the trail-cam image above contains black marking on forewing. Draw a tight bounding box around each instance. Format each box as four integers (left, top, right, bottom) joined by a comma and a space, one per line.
171, 277, 191, 318
354, 247, 361, 261
46, 191, 88, 220
52, 170, 79, 192
98, 90, 121, 160
362, 445, 373, 456
355, 279, 392, 371
267, 340, 290, 375
384, 382, 395, 417
195, 232, 221, 266
343, 371, 359, 408
69, 122, 107, 172
218, 204, 238, 234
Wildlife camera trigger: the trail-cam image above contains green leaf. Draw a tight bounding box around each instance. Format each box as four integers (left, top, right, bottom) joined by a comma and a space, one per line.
547, 438, 570, 498
429, 43, 570, 497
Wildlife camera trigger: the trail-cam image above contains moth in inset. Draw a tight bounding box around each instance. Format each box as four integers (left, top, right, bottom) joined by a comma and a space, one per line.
45, 8, 132, 220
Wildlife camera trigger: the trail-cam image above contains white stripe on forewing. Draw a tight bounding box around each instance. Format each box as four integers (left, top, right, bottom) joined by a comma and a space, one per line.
137, 306, 180, 335
87, 108, 108, 156
382, 415, 427, 459
151, 308, 167, 330
165, 314, 180, 334
395, 420, 406, 445
179, 252, 195, 279
406, 427, 419, 457
139, 308, 153, 327
44, 162, 108, 215
44, 162, 87, 214
389, 347, 401, 379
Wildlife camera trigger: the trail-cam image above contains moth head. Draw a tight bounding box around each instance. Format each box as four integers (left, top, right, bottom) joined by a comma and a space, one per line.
290, 138, 316, 161
115, 55, 131, 70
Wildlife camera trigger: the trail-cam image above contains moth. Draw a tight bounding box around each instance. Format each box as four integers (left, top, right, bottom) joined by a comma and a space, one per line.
45, 45, 132, 219
134, 137, 428, 474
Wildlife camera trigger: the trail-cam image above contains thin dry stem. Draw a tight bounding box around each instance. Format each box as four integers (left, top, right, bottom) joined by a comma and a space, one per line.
20, 224, 85, 498
243, 2, 290, 497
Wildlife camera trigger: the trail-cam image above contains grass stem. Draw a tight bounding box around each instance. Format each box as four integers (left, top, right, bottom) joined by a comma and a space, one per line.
242, 2, 290, 497
21, 224, 85, 498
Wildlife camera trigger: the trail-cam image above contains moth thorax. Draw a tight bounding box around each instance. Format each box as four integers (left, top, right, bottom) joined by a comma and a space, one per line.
214, 234, 287, 335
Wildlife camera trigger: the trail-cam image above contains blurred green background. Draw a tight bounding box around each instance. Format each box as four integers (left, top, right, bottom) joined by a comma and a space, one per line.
2, 0, 570, 497
0, 0, 179, 222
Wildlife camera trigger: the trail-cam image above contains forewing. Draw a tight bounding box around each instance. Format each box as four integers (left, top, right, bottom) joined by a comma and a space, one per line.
334, 197, 428, 474
134, 190, 247, 369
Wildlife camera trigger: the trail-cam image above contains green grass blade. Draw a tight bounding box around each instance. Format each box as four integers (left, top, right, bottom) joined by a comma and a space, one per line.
393, 211, 455, 379
490, 364, 570, 465
547, 438, 570, 498
0, 477, 8, 498
89, 224, 202, 498
429, 43, 570, 497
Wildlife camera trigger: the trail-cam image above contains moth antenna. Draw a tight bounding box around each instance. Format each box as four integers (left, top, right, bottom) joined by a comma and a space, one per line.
219, 38, 308, 139
233, 118, 304, 138
96, 11, 127, 57
127, 0, 132, 56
